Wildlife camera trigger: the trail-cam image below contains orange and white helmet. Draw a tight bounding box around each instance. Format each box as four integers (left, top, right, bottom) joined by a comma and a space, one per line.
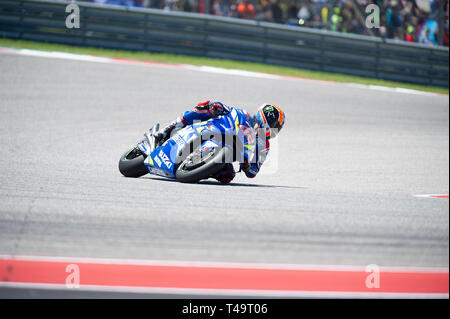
255, 104, 285, 139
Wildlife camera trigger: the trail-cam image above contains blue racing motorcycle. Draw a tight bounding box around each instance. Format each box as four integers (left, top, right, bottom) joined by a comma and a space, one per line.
118, 108, 256, 183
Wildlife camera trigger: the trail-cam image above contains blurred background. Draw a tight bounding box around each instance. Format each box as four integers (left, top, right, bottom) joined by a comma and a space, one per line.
1, 0, 448, 87
83, 0, 449, 46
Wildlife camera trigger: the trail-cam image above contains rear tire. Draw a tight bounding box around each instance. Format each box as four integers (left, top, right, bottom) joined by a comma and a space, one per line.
176, 147, 232, 183
118, 147, 148, 178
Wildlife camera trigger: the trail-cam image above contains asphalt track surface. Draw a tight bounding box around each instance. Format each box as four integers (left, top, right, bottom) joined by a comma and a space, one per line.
0, 51, 448, 295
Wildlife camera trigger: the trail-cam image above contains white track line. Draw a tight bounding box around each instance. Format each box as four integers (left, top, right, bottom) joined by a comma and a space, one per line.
0, 47, 444, 96
0, 282, 448, 299
0, 254, 448, 273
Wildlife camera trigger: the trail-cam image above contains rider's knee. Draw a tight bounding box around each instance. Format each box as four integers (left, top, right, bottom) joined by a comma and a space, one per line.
213, 163, 236, 184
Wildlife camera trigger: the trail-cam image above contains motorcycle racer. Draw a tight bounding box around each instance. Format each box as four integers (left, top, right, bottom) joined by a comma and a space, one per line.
154, 100, 285, 184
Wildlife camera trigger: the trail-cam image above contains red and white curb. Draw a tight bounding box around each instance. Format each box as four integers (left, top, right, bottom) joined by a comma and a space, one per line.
414, 194, 449, 199
0, 255, 448, 298
0, 46, 444, 97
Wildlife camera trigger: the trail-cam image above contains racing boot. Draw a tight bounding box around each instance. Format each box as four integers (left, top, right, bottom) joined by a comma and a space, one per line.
154, 121, 177, 147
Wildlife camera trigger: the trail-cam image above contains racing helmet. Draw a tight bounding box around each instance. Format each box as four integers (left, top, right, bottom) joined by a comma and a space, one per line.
255, 104, 285, 139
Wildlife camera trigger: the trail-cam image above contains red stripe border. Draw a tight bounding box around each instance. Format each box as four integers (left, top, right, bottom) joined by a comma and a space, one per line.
1, 257, 448, 295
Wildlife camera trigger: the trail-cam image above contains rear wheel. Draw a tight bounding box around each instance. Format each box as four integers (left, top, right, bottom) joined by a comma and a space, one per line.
118, 147, 148, 178
176, 146, 232, 183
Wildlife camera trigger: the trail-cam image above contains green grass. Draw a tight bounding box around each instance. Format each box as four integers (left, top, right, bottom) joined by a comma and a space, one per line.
1, 38, 448, 94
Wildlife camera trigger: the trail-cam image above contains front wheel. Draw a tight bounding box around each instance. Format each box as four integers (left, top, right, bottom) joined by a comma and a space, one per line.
176, 146, 232, 183
118, 147, 148, 178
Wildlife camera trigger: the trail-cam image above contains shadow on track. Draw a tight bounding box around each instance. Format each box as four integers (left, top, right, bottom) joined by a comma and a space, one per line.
142, 176, 306, 189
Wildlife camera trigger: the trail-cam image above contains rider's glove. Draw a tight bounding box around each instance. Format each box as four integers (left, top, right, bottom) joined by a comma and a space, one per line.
195, 100, 229, 117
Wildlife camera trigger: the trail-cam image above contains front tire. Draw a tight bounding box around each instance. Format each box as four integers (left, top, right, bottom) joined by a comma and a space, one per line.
176, 147, 232, 183
119, 147, 148, 178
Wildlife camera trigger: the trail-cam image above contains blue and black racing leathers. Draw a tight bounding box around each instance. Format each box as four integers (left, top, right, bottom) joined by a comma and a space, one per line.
166, 100, 270, 183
